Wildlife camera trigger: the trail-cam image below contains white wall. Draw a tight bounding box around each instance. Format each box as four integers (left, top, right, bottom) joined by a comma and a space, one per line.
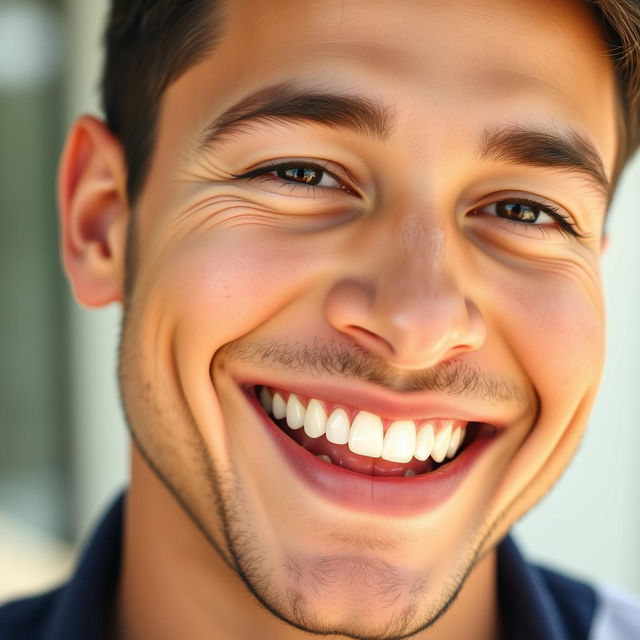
64, 0, 640, 592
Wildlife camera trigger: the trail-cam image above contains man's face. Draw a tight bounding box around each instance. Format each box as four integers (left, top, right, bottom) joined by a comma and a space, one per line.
117, 0, 615, 636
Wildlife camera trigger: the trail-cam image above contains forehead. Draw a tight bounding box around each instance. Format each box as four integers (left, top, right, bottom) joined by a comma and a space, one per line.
156, 0, 618, 186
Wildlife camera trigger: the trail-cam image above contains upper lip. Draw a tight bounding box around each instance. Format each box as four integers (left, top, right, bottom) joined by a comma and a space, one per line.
238, 375, 521, 427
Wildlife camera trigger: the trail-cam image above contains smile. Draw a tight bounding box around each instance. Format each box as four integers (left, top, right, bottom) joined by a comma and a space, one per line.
243, 382, 502, 516
259, 386, 470, 476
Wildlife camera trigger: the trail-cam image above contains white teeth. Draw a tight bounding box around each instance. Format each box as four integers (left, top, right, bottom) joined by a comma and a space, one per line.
446, 427, 462, 459
431, 422, 453, 463
286, 393, 305, 429
414, 423, 435, 461
272, 392, 286, 420
404, 469, 417, 477
316, 454, 333, 464
266, 388, 470, 466
348, 411, 384, 457
259, 387, 273, 413
303, 399, 327, 438
381, 420, 416, 463
326, 408, 350, 444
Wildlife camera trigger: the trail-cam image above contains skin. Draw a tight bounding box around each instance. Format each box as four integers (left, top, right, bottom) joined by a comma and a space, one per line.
58, 0, 617, 638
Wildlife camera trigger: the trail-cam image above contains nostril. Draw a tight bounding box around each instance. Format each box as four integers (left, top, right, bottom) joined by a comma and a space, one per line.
344, 325, 396, 356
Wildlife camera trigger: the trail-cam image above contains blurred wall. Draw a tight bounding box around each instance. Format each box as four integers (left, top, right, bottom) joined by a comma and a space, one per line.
0, 0, 74, 602
0, 0, 70, 536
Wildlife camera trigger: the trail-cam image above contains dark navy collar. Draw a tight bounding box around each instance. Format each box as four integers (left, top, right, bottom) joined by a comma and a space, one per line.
498, 535, 596, 639
498, 535, 571, 639
1, 491, 596, 640
44, 493, 124, 640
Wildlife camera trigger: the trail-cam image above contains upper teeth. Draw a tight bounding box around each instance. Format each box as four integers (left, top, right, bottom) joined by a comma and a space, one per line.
260, 387, 467, 464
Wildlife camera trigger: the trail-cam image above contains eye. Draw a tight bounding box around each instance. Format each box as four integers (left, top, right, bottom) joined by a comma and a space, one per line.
273, 164, 340, 188
473, 197, 584, 239
233, 160, 357, 196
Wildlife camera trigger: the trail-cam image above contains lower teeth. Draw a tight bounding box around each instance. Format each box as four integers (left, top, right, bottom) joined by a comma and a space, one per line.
314, 453, 420, 476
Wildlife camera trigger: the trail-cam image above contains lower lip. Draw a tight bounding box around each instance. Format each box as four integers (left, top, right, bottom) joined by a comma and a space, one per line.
243, 386, 499, 517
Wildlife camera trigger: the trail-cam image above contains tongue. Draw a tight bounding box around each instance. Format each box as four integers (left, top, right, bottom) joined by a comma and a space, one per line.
277, 419, 438, 477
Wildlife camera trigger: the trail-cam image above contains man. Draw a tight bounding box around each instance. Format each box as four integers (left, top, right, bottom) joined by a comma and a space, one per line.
1, 0, 640, 638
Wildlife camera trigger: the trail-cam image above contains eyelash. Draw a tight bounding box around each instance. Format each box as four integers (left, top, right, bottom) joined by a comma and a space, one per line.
473, 197, 585, 239
233, 161, 584, 238
233, 161, 356, 197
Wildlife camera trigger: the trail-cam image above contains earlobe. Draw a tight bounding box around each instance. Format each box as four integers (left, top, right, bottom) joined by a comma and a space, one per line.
58, 115, 129, 308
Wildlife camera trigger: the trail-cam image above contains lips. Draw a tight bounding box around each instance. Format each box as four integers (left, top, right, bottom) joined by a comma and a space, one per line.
241, 382, 501, 516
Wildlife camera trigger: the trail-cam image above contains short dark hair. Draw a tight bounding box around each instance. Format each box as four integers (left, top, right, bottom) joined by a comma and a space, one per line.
102, 0, 640, 205
591, 0, 640, 191
102, 0, 223, 203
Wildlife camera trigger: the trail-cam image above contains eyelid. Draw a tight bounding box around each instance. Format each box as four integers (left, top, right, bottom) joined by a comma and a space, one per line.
472, 191, 569, 214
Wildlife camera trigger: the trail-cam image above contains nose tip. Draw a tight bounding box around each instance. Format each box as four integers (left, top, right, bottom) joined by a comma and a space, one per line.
324, 277, 486, 370
386, 297, 485, 367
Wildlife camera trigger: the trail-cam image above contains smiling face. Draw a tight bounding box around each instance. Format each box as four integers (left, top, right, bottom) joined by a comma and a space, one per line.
83, 0, 616, 637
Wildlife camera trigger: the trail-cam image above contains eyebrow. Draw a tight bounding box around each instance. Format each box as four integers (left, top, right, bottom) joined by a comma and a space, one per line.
479, 124, 610, 203
198, 82, 394, 148
198, 83, 610, 202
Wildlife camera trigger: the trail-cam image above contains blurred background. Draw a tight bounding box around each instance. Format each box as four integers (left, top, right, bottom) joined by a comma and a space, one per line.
1, 0, 639, 606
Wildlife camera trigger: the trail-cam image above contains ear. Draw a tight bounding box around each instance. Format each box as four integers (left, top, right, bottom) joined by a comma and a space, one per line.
58, 115, 129, 307
601, 232, 610, 255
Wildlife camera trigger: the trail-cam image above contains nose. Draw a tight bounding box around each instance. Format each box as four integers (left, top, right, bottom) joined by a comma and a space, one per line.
324, 218, 486, 370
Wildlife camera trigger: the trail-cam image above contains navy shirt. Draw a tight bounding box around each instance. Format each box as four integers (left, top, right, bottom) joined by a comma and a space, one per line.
1, 493, 639, 639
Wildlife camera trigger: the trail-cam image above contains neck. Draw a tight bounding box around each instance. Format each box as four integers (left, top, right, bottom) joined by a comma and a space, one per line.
114, 449, 503, 640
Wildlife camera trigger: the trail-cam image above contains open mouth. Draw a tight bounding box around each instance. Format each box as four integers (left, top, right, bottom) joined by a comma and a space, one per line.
254, 385, 491, 479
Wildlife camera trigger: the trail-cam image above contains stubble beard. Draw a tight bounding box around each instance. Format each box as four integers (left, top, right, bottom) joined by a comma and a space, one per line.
116, 305, 497, 640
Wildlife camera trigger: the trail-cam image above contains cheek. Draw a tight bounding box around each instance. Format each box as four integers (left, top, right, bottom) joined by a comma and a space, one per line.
497, 265, 605, 402
148, 228, 323, 351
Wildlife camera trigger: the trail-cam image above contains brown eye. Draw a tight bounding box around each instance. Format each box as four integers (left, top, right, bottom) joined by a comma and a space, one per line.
496, 201, 540, 223
473, 197, 584, 239
237, 161, 344, 190
276, 165, 323, 185
234, 159, 363, 199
